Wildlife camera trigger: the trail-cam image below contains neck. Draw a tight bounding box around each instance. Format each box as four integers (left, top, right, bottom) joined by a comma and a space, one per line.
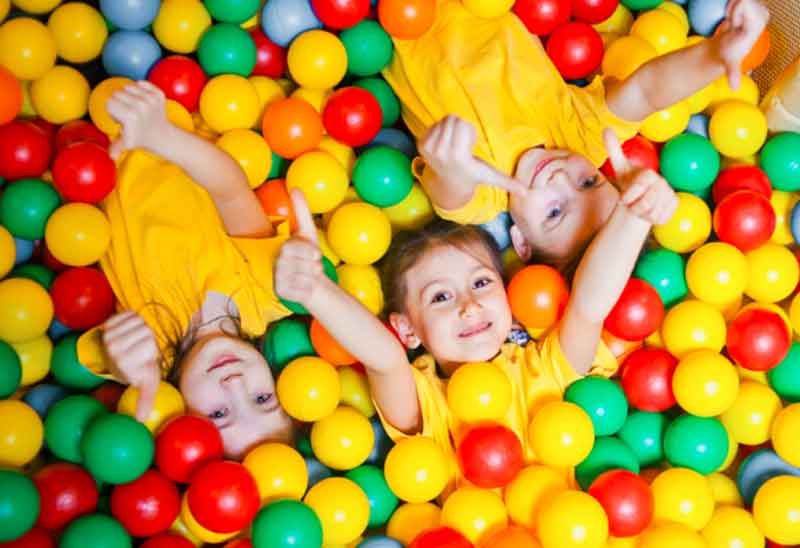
187, 291, 240, 341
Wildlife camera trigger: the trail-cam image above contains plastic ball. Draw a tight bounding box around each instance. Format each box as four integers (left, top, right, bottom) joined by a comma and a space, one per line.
0, 399, 43, 469
0, 470, 39, 543
528, 401, 595, 467
384, 437, 448, 503
311, 406, 374, 470
687, 0, 726, 35
243, 443, 307, 503
768, 341, 800, 402
456, 424, 523, 489
672, 349, 738, 416
701, 506, 764, 548
710, 100, 768, 159
262, 97, 323, 159
662, 300, 726, 359
727, 308, 790, 372
639, 523, 706, 548
621, 348, 677, 412
288, 30, 346, 90
772, 403, 800, 467
752, 475, 800, 546
339, 263, 385, 316
604, 278, 663, 341
745, 243, 799, 303
1, 179, 59, 244
588, 470, 652, 537
47, 2, 107, 63
51, 142, 116, 204
536, 489, 608, 548
50, 334, 104, 390
632, 249, 686, 307
154, 415, 224, 484
50, 267, 114, 330
87, 77, 131, 138
0, 277, 53, 344
178, 494, 237, 544
0, 65, 22, 125
81, 413, 154, 485
377, 0, 436, 40
507, 265, 569, 331
304, 477, 370, 545
261, 0, 322, 48
327, 202, 392, 265
546, 22, 604, 80
760, 132, 800, 192
664, 414, 728, 474
204, 0, 260, 24
720, 380, 782, 445
249, 28, 286, 79
43, 394, 105, 463
102, 30, 162, 81
310, 0, 369, 29
445, 361, 511, 423
685, 242, 747, 305
660, 134, 720, 193
502, 465, 566, 531
565, 376, 628, 436
631, 8, 686, 55
653, 192, 711, 253
277, 356, 340, 421
0, 340, 21, 398
600, 135, 659, 180
770, 190, 797, 245
408, 527, 472, 548
323, 87, 382, 148
652, 468, 714, 531
186, 461, 259, 534
197, 23, 256, 77
0, 17, 56, 80
110, 469, 180, 537
714, 190, 775, 253
352, 146, 412, 208
340, 20, 392, 79
117, 382, 185, 434
602, 35, 656, 80
12, 335, 51, 388
152, 0, 212, 54
59, 514, 131, 548
513, 0, 571, 34
387, 503, 441, 547
0, 121, 52, 181
575, 436, 640, 490
100, 0, 159, 30
216, 129, 271, 189
44, 203, 110, 267
251, 500, 323, 548
285, 151, 348, 213
618, 410, 667, 467
640, 101, 691, 142
345, 465, 398, 529
440, 486, 507, 545
140, 534, 195, 548
572, 0, 618, 24
712, 165, 771, 204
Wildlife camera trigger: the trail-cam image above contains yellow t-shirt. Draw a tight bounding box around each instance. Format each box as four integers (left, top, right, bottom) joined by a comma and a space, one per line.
77, 150, 290, 377
382, 0, 641, 225
376, 331, 619, 499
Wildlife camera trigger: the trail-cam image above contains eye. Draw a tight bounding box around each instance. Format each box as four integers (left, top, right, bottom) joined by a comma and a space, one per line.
547, 205, 563, 220
431, 291, 450, 304
581, 176, 599, 189
474, 277, 492, 289
255, 393, 273, 405
208, 408, 229, 420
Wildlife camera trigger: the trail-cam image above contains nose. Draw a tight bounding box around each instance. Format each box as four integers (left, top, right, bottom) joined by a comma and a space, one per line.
459, 296, 482, 319
220, 375, 261, 417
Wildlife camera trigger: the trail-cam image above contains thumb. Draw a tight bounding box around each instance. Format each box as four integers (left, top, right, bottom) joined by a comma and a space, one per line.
726, 64, 742, 91
469, 157, 528, 196
109, 138, 126, 161
289, 188, 319, 245
135, 378, 159, 423
603, 129, 632, 178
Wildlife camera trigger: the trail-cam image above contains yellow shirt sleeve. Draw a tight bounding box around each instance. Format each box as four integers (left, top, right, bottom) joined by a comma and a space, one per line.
433, 184, 509, 226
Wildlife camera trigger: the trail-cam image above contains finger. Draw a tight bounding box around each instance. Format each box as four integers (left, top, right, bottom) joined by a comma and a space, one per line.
469, 157, 527, 195
105, 97, 136, 122
727, 65, 742, 91
621, 180, 648, 205
440, 116, 456, 149
103, 311, 144, 334
603, 129, 632, 178
108, 139, 127, 161
135, 378, 159, 422
136, 80, 164, 98
120, 84, 150, 101
280, 241, 322, 262
288, 188, 319, 245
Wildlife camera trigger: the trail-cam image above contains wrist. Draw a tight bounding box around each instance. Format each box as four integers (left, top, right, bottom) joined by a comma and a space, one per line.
304, 274, 339, 313
142, 120, 180, 156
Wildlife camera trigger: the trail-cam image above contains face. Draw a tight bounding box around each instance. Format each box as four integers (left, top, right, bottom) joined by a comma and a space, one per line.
178, 334, 293, 459
509, 148, 619, 264
391, 244, 512, 371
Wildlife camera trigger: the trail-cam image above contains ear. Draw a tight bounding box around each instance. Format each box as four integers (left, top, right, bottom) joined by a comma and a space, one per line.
389, 312, 422, 350
510, 224, 532, 262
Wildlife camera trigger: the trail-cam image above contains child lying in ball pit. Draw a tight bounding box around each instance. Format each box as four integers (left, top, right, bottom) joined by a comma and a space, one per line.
384, 0, 769, 271
274, 129, 673, 495
76, 81, 296, 459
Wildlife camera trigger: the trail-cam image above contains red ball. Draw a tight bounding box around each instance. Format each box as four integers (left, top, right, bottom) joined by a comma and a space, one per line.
727, 308, 790, 372
545, 21, 604, 79
155, 416, 224, 484
456, 424, 524, 489
33, 463, 99, 531
0, 528, 55, 548
140, 533, 196, 548
621, 348, 677, 412
513, 0, 572, 36
41, 244, 68, 273
28, 118, 57, 144
249, 28, 287, 78
51, 267, 115, 330
186, 461, 260, 534
148, 56, 208, 113
712, 164, 772, 204
601, 135, 659, 180
409, 527, 474, 548
322, 87, 382, 147
604, 278, 664, 341
588, 469, 653, 537
311, 0, 370, 29
713, 190, 775, 252
91, 382, 127, 412
0, 120, 52, 180
572, 0, 619, 24
54, 121, 110, 151
52, 142, 117, 204
111, 469, 181, 537
224, 540, 253, 548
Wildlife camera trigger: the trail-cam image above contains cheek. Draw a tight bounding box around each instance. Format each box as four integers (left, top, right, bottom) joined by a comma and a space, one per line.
181, 377, 221, 415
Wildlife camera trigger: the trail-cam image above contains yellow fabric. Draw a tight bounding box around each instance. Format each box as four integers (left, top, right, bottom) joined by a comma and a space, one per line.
375, 331, 618, 499
77, 150, 290, 378
384, 0, 641, 225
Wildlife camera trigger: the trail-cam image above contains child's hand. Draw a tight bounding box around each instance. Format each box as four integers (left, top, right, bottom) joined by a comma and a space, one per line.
102, 311, 161, 422
106, 81, 171, 160
604, 129, 678, 226
716, 0, 770, 90
274, 189, 326, 306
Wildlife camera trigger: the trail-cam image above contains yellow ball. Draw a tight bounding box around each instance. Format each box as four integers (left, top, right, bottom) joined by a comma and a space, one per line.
179, 495, 237, 544
536, 489, 608, 548
594, 3, 633, 34
446, 361, 511, 424
336, 264, 384, 316
383, 183, 434, 232
117, 381, 186, 434
752, 475, 800, 546
685, 81, 715, 115
291, 87, 332, 114
199, 74, 260, 133
654, 192, 711, 253
311, 405, 374, 471
790, 293, 800, 337
89, 77, 133, 137
657, 2, 689, 34
277, 356, 340, 422
638, 523, 707, 548
662, 300, 726, 358
152, 0, 212, 54
216, 129, 272, 189
384, 437, 448, 503
0, 278, 53, 344
47, 2, 106, 63
286, 151, 349, 214
686, 242, 748, 305
317, 135, 355, 174
462, 0, 514, 18
441, 486, 508, 545
744, 243, 799, 303
504, 465, 568, 530
673, 350, 739, 417
0, 17, 57, 80
250, 75, 286, 128
338, 366, 375, 417
30, 64, 90, 124
707, 472, 743, 507
11, 0, 59, 13
386, 502, 441, 547
0, 226, 14, 279
702, 504, 763, 548
287, 30, 347, 90
243, 442, 308, 503
0, 400, 43, 467
770, 191, 798, 245
740, 302, 792, 336
719, 380, 781, 445
327, 202, 392, 266
528, 401, 594, 467
165, 99, 194, 132
652, 468, 714, 531
0, 0, 10, 21
772, 403, 800, 468
12, 335, 51, 386
708, 75, 759, 115
45, 203, 110, 267
304, 477, 370, 546
631, 9, 687, 54
716, 425, 738, 473
602, 35, 657, 80
709, 100, 768, 159
606, 536, 638, 548
640, 101, 691, 142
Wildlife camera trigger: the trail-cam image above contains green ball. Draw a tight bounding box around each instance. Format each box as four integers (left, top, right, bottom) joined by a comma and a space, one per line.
51, 334, 105, 390
204, 0, 260, 24
10, 264, 56, 290
0, 470, 39, 542
354, 77, 400, 128
197, 23, 257, 77
60, 514, 131, 548
0, 340, 21, 399
280, 256, 338, 315
760, 132, 800, 191
353, 146, 414, 208
659, 134, 720, 193
664, 414, 728, 475
618, 410, 668, 467
345, 465, 398, 528
575, 436, 640, 490
768, 341, 800, 402
252, 500, 323, 548
262, 318, 315, 373
621, 0, 664, 9
81, 413, 154, 484
341, 20, 393, 77
296, 435, 314, 458
268, 150, 289, 177
0, 178, 61, 240
633, 248, 687, 307
565, 376, 629, 436
44, 395, 107, 463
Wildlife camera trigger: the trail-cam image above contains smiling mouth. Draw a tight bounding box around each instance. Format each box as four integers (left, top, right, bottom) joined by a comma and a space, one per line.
207, 355, 241, 373
531, 157, 557, 186
459, 322, 492, 338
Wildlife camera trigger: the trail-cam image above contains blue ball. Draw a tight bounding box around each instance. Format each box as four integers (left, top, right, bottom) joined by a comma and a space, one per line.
790, 199, 800, 244
99, 0, 160, 31
261, 0, 322, 48
305, 457, 333, 488
366, 415, 393, 466
358, 537, 403, 548
685, 113, 710, 139
48, 319, 72, 341
22, 383, 70, 419
481, 211, 513, 251
13, 238, 34, 266
364, 128, 417, 159
737, 449, 800, 506
688, 0, 728, 36
102, 30, 162, 81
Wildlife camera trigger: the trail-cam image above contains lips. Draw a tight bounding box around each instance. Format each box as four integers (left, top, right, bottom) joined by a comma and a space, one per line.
531, 157, 557, 186
459, 322, 492, 338
207, 355, 241, 373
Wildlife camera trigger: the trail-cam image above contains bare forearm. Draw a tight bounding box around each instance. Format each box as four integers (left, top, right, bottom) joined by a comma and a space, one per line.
420, 164, 476, 211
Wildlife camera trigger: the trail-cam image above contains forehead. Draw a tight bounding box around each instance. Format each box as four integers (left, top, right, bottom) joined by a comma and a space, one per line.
404, 243, 497, 289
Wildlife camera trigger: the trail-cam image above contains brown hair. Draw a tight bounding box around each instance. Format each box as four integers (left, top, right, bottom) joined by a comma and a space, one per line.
381, 220, 504, 316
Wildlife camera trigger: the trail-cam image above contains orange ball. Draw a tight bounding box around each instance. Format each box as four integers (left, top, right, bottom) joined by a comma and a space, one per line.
482, 526, 542, 548
255, 178, 296, 232
507, 265, 569, 331
311, 318, 357, 366
262, 97, 323, 159
0, 65, 22, 124
378, 0, 436, 40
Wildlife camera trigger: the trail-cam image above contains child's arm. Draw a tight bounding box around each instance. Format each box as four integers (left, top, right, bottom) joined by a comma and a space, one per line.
274, 190, 421, 432
607, 0, 769, 122
559, 130, 678, 374
106, 81, 273, 238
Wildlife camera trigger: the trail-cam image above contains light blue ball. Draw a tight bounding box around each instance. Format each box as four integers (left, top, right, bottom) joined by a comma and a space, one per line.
737, 449, 800, 507
481, 211, 513, 251
48, 319, 72, 341
100, 0, 161, 31
685, 113, 710, 139
358, 537, 403, 548
305, 457, 333, 488
102, 30, 162, 81
23, 383, 70, 419
364, 128, 417, 159
366, 415, 393, 466
790, 199, 800, 245
13, 238, 34, 266
261, 0, 322, 48
688, 0, 728, 36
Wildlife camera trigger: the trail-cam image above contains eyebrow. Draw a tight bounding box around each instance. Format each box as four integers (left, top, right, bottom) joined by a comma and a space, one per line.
418, 264, 493, 297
